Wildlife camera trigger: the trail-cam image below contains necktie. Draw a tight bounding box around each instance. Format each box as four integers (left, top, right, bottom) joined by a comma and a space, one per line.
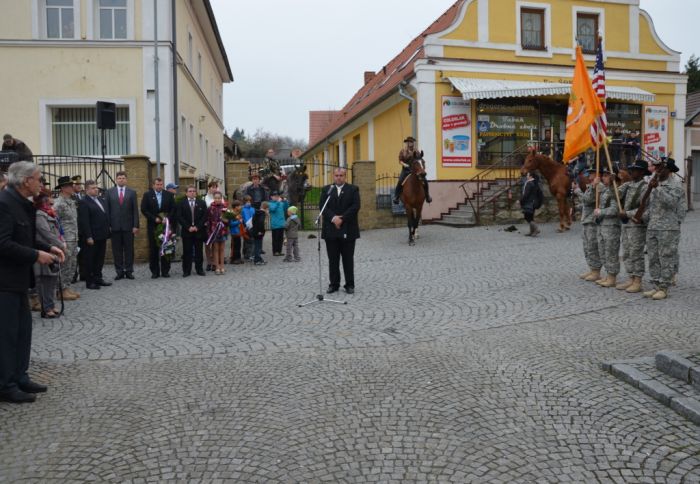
190, 200, 195, 225
119, 188, 124, 205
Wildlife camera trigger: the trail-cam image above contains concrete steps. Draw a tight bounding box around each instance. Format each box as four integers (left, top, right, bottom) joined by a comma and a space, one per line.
603, 351, 700, 425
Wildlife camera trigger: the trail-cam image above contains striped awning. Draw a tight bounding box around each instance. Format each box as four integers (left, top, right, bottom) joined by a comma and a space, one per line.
448, 77, 655, 103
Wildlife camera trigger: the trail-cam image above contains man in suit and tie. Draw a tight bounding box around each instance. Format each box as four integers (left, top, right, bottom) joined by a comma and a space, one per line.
78, 180, 112, 290
141, 177, 176, 279
176, 185, 207, 277
319, 168, 361, 294
105, 171, 139, 280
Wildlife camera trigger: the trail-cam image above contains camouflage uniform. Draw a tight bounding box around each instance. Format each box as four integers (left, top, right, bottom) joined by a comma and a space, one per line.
596, 184, 621, 276
670, 174, 686, 275
643, 178, 684, 290
574, 184, 601, 271
54, 194, 79, 289
619, 180, 648, 277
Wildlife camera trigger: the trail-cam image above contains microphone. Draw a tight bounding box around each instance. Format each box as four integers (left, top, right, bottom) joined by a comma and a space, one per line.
327, 184, 335, 196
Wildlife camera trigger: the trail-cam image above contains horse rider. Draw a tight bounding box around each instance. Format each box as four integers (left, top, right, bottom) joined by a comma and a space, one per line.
393, 137, 431, 204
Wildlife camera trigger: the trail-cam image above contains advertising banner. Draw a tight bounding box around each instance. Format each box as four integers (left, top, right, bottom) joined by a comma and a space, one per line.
441, 96, 472, 167
643, 105, 669, 160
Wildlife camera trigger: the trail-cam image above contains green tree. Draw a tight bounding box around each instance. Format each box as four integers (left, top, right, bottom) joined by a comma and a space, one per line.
686, 54, 700, 93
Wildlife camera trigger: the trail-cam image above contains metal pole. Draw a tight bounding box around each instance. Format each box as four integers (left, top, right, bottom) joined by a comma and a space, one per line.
171, 0, 179, 185
154, 0, 161, 178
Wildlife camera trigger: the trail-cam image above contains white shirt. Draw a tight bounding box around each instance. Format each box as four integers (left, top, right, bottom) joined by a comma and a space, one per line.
335, 184, 345, 196
92, 196, 105, 212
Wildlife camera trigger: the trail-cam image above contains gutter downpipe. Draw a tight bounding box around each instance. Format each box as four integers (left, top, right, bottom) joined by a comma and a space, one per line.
154, 0, 161, 178
171, 0, 179, 185
398, 82, 417, 140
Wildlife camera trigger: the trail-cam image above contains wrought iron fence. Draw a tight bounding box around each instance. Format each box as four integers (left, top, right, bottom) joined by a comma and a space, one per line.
376, 172, 399, 210
34, 155, 124, 190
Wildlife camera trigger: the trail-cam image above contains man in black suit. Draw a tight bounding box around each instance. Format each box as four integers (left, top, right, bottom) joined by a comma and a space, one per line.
104, 171, 139, 280
0, 161, 65, 403
141, 177, 176, 278
176, 185, 207, 277
78, 180, 112, 290
320, 168, 361, 294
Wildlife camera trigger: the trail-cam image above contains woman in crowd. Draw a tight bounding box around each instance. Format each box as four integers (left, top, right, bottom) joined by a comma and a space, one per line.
206, 191, 228, 275
34, 189, 65, 318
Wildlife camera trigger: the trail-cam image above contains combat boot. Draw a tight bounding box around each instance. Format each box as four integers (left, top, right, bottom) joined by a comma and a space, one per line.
615, 278, 634, 290
29, 294, 41, 312
625, 276, 642, 293
67, 288, 81, 299
643, 286, 658, 298
584, 270, 601, 282
579, 270, 593, 280
60, 288, 78, 301
598, 274, 617, 287
652, 289, 668, 300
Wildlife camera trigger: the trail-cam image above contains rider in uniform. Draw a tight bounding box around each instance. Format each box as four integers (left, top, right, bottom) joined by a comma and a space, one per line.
392, 137, 431, 204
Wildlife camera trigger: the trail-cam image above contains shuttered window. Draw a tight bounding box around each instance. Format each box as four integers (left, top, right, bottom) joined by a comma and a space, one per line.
52, 107, 130, 156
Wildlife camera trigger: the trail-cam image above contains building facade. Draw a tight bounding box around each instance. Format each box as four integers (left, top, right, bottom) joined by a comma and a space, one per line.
303, 0, 687, 219
0, 0, 232, 186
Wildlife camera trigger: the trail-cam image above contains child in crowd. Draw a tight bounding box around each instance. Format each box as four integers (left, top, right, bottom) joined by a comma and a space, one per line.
252, 201, 268, 265
268, 191, 287, 256
283, 205, 301, 262
206, 191, 228, 274
228, 199, 245, 265
241, 195, 255, 261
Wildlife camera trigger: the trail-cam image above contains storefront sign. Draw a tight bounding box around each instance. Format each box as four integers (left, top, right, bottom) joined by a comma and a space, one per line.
441, 96, 472, 167
643, 105, 669, 160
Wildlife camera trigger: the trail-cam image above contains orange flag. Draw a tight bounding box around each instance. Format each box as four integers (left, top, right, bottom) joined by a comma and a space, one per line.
563, 46, 605, 162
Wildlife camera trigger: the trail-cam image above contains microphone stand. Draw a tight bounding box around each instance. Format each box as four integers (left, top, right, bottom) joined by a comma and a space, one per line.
298, 188, 347, 307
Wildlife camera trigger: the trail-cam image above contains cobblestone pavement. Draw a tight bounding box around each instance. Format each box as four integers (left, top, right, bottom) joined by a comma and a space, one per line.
2, 213, 700, 483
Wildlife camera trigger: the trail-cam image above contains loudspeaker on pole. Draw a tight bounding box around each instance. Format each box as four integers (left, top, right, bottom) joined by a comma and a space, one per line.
96, 101, 116, 130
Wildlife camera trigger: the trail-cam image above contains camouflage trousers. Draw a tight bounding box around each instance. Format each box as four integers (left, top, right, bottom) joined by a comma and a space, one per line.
647, 229, 680, 289
59, 240, 79, 289
621, 226, 646, 277
597, 225, 621, 275
582, 224, 601, 270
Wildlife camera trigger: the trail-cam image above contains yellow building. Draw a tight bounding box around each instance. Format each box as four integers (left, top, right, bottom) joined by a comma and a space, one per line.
303, 0, 687, 220
0, 0, 232, 186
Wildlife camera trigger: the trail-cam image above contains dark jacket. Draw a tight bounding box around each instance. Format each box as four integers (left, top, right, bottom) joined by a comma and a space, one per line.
140, 189, 176, 230
251, 209, 267, 240
0, 187, 51, 292
104, 186, 140, 232
1, 138, 33, 161
319, 183, 361, 240
78, 196, 111, 241
245, 184, 268, 208
176, 198, 207, 239
519, 178, 539, 213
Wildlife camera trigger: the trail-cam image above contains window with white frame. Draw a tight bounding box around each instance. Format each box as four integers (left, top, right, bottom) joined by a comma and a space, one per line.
189, 124, 194, 166
521, 8, 545, 50
45, 0, 75, 39
52, 106, 130, 156
576, 13, 599, 54
188, 32, 193, 67
205, 139, 209, 166
197, 53, 202, 85
98, 0, 127, 39
199, 133, 204, 166
180, 116, 187, 164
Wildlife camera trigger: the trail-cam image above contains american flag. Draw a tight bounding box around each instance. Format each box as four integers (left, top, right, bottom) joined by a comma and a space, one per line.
590, 38, 607, 147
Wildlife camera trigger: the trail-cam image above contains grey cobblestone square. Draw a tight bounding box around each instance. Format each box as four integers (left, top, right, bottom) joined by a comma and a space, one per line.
1, 214, 700, 482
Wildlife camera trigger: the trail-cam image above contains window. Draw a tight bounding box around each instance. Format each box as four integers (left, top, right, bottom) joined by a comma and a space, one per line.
199, 133, 204, 165
98, 0, 127, 39
353, 135, 361, 162
205, 139, 209, 166
52, 106, 130, 156
197, 53, 202, 85
180, 116, 187, 164
187, 32, 193, 67
576, 13, 598, 54
521, 8, 545, 50
189, 124, 194, 166
45, 0, 75, 39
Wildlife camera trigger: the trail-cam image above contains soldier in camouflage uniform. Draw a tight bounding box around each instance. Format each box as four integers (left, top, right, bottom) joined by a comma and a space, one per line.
642, 158, 684, 300
53, 176, 80, 300
668, 163, 687, 284
593, 168, 622, 288
572, 168, 602, 281
615, 160, 649, 293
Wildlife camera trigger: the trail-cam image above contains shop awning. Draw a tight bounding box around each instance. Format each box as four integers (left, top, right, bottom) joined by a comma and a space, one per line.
447, 77, 655, 103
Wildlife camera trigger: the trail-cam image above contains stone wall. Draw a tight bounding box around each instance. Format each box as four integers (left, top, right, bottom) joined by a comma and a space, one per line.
121, 155, 154, 263
225, 159, 250, 199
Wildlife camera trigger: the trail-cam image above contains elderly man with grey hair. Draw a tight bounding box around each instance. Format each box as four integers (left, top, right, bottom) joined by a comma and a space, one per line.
0, 161, 65, 403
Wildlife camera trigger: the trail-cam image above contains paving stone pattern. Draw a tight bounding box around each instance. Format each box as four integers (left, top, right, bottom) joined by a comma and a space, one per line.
2, 214, 700, 482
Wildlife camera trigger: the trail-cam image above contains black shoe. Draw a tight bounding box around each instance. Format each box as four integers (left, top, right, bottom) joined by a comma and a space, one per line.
326, 286, 339, 294
261, 250, 266, 255
151, 274, 160, 279
97, 280, 112, 287
206, 264, 213, 271
345, 287, 355, 294
0, 388, 36, 403
182, 272, 191, 278
125, 273, 135, 280
19, 380, 47, 393
425, 195, 432, 203
161, 273, 170, 278
86, 283, 101, 290
196, 270, 206, 276
392, 196, 400, 204
115, 273, 125, 280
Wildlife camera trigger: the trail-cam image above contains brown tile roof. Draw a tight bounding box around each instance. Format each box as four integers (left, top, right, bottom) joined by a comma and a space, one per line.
309, 111, 340, 146
305, 0, 464, 153
686, 91, 700, 124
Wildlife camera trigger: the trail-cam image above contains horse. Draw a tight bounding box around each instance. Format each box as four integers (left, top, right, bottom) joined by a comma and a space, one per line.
401, 159, 426, 246
286, 164, 310, 207
521, 151, 573, 232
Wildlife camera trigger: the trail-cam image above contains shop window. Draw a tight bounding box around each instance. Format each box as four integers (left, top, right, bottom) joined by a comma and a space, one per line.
577, 13, 598, 54
52, 106, 130, 156
476, 101, 539, 167
45, 0, 75, 39
521, 8, 545, 50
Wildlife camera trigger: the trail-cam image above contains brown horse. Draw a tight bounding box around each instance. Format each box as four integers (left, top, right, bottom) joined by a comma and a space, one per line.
401, 159, 426, 246
521, 151, 572, 232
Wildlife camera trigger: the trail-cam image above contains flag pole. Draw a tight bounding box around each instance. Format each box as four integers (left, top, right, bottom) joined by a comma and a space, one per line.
595, 147, 601, 209
601, 138, 623, 210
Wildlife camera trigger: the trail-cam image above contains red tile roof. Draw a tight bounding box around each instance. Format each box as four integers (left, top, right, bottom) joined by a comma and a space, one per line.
305, 0, 464, 154
309, 111, 340, 146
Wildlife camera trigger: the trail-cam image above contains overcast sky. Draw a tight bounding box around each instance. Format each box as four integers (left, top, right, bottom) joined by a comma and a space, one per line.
209, 0, 697, 143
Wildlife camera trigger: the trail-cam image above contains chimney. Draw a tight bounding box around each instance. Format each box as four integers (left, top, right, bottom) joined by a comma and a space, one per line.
364, 71, 376, 85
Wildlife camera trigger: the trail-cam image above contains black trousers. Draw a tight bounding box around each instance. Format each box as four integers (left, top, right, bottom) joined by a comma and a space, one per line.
111, 230, 135, 275
325, 238, 356, 289
0, 292, 32, 391
147, 228, 171, 276
182, 235, 204, 274
272, 228, 285, 254
230, 236, 242, 261
84, 239, 107, 285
